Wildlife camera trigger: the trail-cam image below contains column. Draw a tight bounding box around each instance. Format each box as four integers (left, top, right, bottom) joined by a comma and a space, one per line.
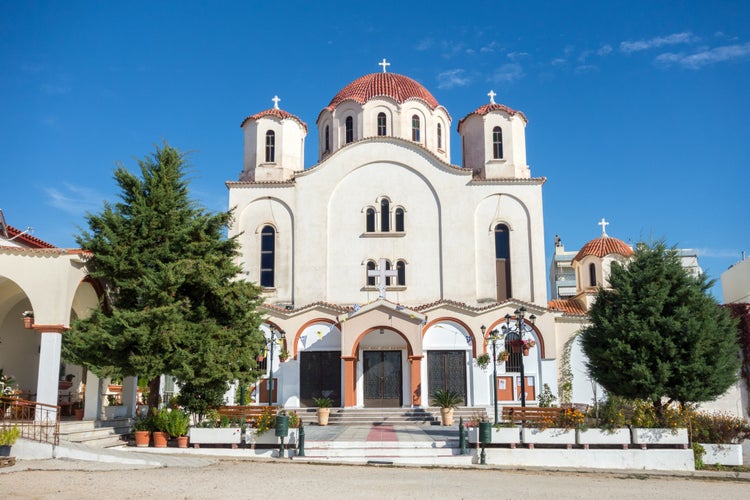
409, 355, 423, 407
342, 356, 357, 407
34, 326, 64, 420
121, 376, 138, 418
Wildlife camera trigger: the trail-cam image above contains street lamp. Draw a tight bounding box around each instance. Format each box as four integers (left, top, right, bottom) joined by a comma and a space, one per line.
480, 324, 503, 424
266, 327, 286, 407
503, 307, 536, 407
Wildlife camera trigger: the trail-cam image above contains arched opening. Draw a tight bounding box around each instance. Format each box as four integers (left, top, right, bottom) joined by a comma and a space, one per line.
377, 112, 387, 136
492, 126, 503, 159
494, 223, 511, 300
260, 225, 275, 288
265, 130, 275, 162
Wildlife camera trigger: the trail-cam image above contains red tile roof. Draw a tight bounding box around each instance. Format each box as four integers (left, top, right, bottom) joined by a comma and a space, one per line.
4, 225, 57, 249
240, 108, 308, 133
458, 102, 528, 131
327, 73, 439, 111
547, 299, 588, 316
573, 236, 633, 262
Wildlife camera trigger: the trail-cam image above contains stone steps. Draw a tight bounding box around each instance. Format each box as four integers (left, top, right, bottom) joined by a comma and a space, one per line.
58, 418, 131, 448
294, 407, 486, 426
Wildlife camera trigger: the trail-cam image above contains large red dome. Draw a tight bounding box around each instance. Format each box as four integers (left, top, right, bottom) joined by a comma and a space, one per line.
573, 235, 633, 262
327, 73, 439, 111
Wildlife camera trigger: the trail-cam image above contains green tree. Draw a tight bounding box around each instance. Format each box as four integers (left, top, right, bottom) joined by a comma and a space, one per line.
63, 144, 265, 410
581, 241, 739, 414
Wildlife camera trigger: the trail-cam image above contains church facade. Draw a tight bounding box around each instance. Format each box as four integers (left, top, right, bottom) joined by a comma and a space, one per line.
228, 65, 581, 409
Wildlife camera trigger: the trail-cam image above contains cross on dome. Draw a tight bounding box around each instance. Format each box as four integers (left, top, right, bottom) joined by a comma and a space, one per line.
367, 258, 399, 299
271, 95, 281, 109
598, 218, 609, 236
488, 90, 496, 104
378, 58, 391, 73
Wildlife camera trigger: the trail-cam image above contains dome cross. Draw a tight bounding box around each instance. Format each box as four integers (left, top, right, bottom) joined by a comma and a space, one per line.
488, 90, 496, 104
598, 218, 609, 236
378, 58, 391, 73
271, 95, 281, 109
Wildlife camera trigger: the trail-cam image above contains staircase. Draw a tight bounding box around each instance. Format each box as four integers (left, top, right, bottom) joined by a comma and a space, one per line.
296, 407, 487, 426
57, 418, 131, 448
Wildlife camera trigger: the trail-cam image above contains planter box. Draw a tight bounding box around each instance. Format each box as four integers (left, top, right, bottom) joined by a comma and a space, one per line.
103, 405, 128, 419
189, 427, 242, 447
468, 426, 520, 445
576, 428, 631, 448
521, 427, 576, 447
699, 443, 743, 466
246, 428, 299, 446
631, 428, 688, 448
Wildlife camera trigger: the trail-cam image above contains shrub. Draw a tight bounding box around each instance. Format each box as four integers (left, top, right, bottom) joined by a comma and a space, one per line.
537, 384, 557, 408
0, 426, 21, 446
312, 396, 334, 408
690, 411, 750, 444
430, 389, 462, 409
594, 396, 628, 432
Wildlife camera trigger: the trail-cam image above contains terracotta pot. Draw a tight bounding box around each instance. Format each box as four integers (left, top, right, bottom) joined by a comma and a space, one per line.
177, 436, 189, 448
73, 408, 84, 420
134, 430, 150, 447
152, 431, 169, 448
522, 347, 530, 356
440, 407, 455, 426
317, 408, 330, 426
23, 317, 33, 329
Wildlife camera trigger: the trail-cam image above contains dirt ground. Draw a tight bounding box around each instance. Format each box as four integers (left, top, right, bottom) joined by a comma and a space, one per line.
3, 460, 749, 499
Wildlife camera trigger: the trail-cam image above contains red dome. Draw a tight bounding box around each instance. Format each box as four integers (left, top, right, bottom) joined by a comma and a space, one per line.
327, 73, 439, 110
458, 102, 528, 131
240, 108, 308, 133
573, 236, 633, 262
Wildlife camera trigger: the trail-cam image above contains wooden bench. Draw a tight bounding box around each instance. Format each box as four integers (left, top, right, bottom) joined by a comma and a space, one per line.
501, 406, 565, 427
212, 405, 278, 424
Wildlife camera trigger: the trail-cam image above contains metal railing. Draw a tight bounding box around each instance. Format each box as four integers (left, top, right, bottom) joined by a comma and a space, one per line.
1, 396, 60, 446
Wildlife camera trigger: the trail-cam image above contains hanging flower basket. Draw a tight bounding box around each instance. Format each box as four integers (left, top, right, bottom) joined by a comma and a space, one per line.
510, 340, 523, 354
522, 347, 530, 356
23, 316, 33, 329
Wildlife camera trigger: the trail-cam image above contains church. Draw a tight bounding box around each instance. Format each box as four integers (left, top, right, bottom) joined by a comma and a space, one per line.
228, 62, 592, 409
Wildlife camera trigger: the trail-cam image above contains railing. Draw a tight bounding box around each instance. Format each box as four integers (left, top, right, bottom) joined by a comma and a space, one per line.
1, 396, 60, 446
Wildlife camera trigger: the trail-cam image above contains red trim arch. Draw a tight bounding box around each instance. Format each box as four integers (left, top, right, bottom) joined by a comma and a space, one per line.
483, 317, 545, 359
290, 318, 339, 359
348, 326, 414, 358
422, 317, 478, 358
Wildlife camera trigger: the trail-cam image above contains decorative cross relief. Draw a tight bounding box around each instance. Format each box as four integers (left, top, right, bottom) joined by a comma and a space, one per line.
378, 58, 391, 73
272, 95, 281, 109
488, 90, 496, 104
368, 258, 399, 299
598, 218, 609, 236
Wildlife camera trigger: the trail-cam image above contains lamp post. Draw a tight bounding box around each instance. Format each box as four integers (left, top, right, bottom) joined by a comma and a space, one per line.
267, 327, 286, 407
480, 324, 503, 424
503, 307, 536, 407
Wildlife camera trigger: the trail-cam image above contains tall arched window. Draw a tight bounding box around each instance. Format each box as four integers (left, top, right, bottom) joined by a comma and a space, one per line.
380, 199, 390, 232
377, 112, 387, 136
411, 115, 420, 142
345, 116, 354, 143
366, 261, 376, 286
366, 208, 376, 233
324, 125, 330, 153
395, 208, 404, 232
437, 122, 443, 149
492, 126, 503, 159
260, 225, 275, 288
494, 223, 511, 300
589, 263, 597, 287
396, 261, 406, 286
265, 130, 275, 162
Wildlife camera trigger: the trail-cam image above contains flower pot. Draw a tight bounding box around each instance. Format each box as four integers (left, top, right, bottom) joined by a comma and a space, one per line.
576, 428, 630, 447
522, 347, 530, 356
134, 430, 150, 447
631, 428, 688, 448
189, 427, 242, 445
521, 427, 576, 446
317, 408, 330, 426
699, 443, 743, 466
73, 408, 84, 420
152, 431, 169, 448
177, 436, 189, 448
0, 445, 11, 457
23, 317, 33, 329
440, 407, 454, 426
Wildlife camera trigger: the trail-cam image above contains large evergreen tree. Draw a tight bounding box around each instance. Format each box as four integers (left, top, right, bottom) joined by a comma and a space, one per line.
581, 241, 739, 412
63, 144, 265, 409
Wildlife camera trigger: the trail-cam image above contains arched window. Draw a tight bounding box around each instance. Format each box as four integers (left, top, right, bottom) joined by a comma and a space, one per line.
396, 261, 406, 286
385, 260, 393, 286
395, 208, 404, 232
324, 125, 330, 153
492, 126, 503, 159
494, 223, 511, 300
377, 113, 387, 136
411, 115, 420, 142
366, 261, 376, 286
589, 263, 597, 287
345, 116, 354, 143
260, 225, 275, 288
380, 199, 390, 232
504, 334, 522, 373
437, 122, 443, 150
265, 130, 275, 162
366, 208, 376, 233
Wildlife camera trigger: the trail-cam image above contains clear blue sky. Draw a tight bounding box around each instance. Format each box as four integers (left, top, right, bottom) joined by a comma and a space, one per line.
1, 1, 748, 299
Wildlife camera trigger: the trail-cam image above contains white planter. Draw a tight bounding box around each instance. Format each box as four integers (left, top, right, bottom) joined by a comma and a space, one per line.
631, 428, 688, 447
246, 428, 299, 446
189, 427, 242, 445
468, 426, 520, 444
521, 427, 576, 446
103, 405, 128, 419
576, 428, 631, 446
699, 443, 743, 466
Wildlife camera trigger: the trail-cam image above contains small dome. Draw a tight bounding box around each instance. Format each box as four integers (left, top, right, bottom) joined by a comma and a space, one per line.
327, 73, 439, 111
240, 108, 308, 133
457, 102, 527, 131
573, 235, 633, 262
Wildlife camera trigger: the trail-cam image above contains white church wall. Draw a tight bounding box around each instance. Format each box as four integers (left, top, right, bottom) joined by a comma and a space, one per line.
1, 300, 39, 394
422, 321, 473, 403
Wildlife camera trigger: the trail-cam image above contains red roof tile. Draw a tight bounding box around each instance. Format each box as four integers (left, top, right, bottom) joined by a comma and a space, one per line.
573, 236, 633, 262
547, 299, 588, 316
458, 103, 528, 131
327, 73, 439, 111
240, 108, 308, 133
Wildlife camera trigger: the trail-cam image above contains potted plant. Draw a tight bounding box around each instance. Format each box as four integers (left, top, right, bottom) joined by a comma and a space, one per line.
152, 409, 171, 448
189, 409, 243, 447
476, 353, 490, 369
131, 414, 153, 447
430, 389, 462, 426
22, 311, 33, 329
497, 350, 510, 363
73, 400, 85, 420
312, 396, 334, 426
163, 409, 190, 448
0, 426, 21, 457
279, 349, 289, 362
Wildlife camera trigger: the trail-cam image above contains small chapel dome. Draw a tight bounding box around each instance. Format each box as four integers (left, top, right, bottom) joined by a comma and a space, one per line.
573, 234, 633, 262
326, 72, 439, 111
240, 107, 308, 132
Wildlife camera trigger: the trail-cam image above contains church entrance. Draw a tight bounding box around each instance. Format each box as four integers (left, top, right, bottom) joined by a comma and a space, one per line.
299, 351, 342, 407
363, 350, 402, 407
427, 351, 467, 405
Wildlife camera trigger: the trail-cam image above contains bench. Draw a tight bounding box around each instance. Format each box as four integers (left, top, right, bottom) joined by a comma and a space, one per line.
501, 406, 565, 427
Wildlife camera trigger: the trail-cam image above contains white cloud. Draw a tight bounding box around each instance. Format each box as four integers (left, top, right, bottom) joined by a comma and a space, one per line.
656, 42, 750, 69
480, 41, 501, 53
620, 32, 698, 53
550, 58, 567, 67
575, 64, 597, 74
437, 69, 471, 89
490, 63, 525, 84
43, 183, 105, 215
596, 44, 613, 56
416, 38, 434, 51
695, 248, 747, 259
507, 51, 528, 61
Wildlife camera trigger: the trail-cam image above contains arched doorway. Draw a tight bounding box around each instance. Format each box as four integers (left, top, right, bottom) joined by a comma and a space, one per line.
358, 328, 408, 408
